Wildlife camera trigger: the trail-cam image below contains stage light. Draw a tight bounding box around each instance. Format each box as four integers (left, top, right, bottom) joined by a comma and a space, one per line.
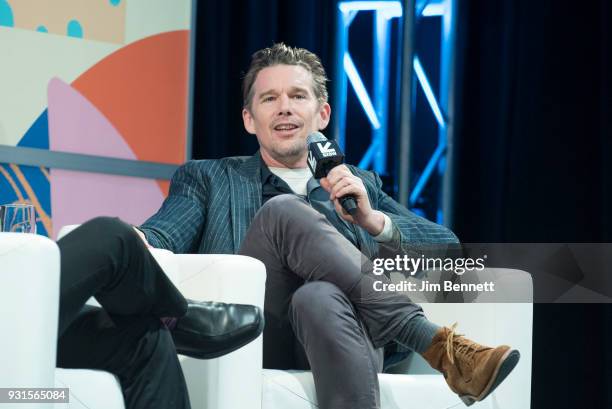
413, 56, 446, 127
422, 3, 445, 17
338, 1, 402, 17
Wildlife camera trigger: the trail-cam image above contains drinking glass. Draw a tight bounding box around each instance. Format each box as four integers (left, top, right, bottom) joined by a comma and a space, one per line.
0, 203, 37, 233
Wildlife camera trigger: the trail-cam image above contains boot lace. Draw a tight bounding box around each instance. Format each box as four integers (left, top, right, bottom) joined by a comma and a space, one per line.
444, 322, 480, 366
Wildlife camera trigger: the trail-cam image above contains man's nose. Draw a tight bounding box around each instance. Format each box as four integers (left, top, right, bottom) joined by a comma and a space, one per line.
276, 94, 292, 115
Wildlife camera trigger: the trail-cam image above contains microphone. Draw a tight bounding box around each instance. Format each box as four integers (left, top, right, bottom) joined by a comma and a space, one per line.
306, 132, 358, 215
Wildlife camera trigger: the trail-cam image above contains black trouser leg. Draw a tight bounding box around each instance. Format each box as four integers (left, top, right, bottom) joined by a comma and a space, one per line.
289, 282, 384, 409
57, 307, 190, 409
57, 216, 187, 336
56, 217, 190, 409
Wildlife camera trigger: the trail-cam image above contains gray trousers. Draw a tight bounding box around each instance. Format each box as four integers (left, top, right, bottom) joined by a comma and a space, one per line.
239, 195, 423, 409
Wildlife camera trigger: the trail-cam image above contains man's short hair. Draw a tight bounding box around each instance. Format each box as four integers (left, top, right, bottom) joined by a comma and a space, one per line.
242, 43, 329, 110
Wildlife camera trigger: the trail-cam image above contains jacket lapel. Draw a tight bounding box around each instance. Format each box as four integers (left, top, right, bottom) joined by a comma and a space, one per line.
228, 153, 262, 252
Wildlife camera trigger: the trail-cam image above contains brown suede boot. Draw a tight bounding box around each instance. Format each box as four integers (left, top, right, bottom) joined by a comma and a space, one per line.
421, 323, 520, 406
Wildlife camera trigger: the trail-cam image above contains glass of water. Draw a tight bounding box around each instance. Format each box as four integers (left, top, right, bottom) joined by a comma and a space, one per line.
0, 203, 37, 233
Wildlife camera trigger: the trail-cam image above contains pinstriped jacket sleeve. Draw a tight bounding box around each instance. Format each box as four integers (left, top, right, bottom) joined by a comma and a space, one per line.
139, 161, 208, 254
350, 166, 459, 247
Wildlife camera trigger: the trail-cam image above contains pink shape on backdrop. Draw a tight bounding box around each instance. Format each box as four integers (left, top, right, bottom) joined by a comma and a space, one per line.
48, 77, 135, 159
47, 77, 165, 238
50, 170, 165, 238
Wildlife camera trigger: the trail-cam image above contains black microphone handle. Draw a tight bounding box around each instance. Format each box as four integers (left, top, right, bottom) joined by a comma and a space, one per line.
339, 195, 358, 215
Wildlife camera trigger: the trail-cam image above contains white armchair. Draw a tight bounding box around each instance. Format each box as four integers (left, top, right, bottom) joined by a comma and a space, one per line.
0, 228, 532, 409
0, 229, 266, 409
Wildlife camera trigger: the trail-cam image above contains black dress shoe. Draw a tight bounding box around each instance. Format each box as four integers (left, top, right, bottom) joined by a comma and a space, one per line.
171, 300, 264, 359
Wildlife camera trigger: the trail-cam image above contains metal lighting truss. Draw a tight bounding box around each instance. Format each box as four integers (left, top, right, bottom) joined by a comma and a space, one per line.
334, 0, 458, 227
333, 1, 402, 174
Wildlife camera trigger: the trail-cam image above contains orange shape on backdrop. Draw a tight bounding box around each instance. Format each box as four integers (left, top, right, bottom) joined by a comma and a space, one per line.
72, 30, 189, 168
157, 180, 170, 196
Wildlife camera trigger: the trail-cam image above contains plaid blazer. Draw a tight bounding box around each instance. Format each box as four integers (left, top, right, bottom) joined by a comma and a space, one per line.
141, 151, 458, 257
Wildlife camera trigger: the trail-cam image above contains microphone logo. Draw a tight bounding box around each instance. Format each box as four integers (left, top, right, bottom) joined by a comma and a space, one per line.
307, 149, 318, 172
316, 142, 337, 157
306, 132, 343, 178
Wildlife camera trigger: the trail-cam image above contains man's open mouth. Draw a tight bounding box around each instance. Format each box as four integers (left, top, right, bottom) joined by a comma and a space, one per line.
273, 123, 300, 131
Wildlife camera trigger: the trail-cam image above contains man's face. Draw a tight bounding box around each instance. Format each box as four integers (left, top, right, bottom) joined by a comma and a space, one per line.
242, 64, 331, 168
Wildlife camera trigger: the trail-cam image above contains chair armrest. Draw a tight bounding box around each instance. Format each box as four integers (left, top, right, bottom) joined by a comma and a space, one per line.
173, 254, 266, 307
57, 224, 78, 240
0, 233, 60, 389
172, 254, 266, 409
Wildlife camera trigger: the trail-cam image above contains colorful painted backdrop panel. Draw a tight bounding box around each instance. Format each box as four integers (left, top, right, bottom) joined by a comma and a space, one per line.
0, 0, 191, 237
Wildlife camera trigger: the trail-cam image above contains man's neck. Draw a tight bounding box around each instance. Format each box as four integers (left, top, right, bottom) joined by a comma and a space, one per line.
261, 151, 307, 169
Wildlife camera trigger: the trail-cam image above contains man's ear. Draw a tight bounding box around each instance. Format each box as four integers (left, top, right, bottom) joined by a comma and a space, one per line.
242, 108, 256, 135
317, 102, 331, 130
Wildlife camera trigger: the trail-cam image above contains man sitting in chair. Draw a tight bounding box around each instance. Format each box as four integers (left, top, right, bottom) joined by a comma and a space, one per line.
137, 43, 520, 408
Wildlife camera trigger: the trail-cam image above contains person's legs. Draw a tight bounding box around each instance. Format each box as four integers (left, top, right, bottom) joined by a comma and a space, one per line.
240, 227, 305, 369
239, 195, 421, 349
58, 306, 190, 409
240, 242, 304, 369
57, 216, 187, 336
289, 282, 383, 409
57, 216, 264, 409
240, 195, 519, 405
56, 217, 190, 409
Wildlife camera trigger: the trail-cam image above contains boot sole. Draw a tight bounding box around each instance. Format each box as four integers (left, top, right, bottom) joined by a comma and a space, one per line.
459, 348, 521, 406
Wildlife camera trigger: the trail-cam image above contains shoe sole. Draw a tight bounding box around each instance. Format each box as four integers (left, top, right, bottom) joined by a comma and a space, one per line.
459, 349, 521, 406
176, 315, 265, 360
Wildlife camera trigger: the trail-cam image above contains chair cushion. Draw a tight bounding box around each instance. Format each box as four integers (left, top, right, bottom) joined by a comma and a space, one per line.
55, 368, 124, 409
261, 369, 482, 409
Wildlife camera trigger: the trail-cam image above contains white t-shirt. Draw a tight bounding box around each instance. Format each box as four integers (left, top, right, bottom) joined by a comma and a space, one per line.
268, 167, 311, 196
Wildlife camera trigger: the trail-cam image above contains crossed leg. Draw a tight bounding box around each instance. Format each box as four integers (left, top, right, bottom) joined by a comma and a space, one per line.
56, 217, 190, 409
